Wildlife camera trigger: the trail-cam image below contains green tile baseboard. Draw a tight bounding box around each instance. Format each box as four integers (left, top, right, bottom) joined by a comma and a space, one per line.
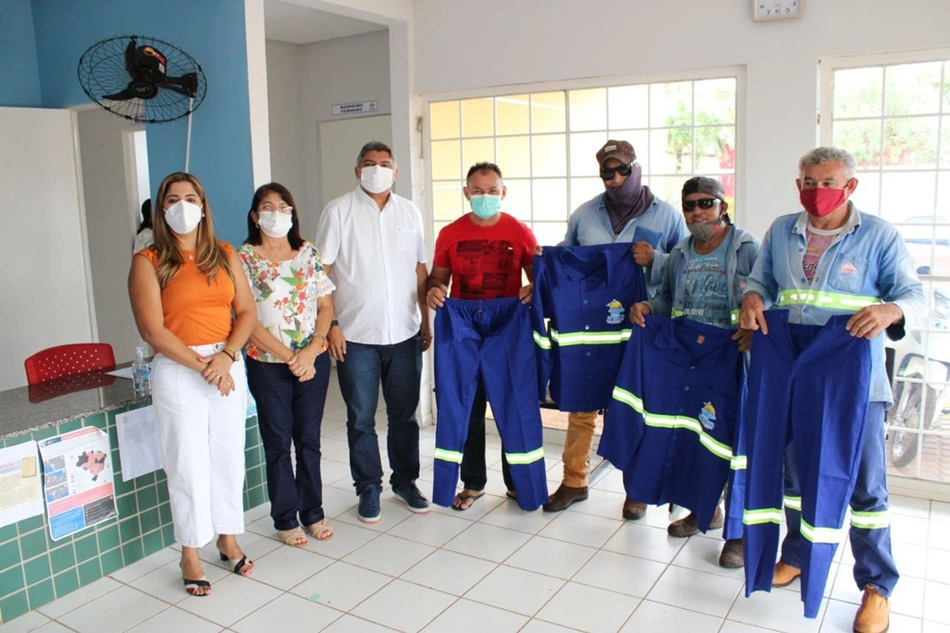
0, 407, 266, 625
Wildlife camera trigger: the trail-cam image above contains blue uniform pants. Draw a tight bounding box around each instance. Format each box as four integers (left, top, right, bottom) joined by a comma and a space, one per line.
433, 298, 548, 511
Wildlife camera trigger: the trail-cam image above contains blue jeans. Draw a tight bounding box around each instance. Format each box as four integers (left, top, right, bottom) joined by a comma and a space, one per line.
246, 354, 331, 530
337, 333, 422, 493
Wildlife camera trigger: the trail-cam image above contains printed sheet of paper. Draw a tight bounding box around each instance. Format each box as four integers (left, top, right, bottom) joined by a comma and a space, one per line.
37, 427, 117, 540
115, 406, 163, 482
0, 441, 44, 528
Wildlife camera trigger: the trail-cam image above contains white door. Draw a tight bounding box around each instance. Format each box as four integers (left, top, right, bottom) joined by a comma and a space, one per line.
0, 108, 94, 390
313, 114, 392, 231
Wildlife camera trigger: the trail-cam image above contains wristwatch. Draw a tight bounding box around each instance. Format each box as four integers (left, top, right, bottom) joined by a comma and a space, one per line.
330, 320, 339, 328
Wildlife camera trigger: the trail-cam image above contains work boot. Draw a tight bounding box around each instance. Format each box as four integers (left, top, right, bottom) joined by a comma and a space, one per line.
853, 585, 889, 633
772, 561, 801, 587
667, 506, 724, 537
622, 498, 647, 520
542, 484, 589, 512
718, 539, 744, 568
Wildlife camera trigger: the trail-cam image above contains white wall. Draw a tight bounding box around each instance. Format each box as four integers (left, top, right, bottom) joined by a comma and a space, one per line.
265, 39, 307, 212
0, 108, 93, 390
412, 0, 950, 239
246, 0, 272, 188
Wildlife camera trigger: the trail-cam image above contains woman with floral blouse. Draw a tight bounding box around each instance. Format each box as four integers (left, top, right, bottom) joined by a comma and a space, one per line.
239, 183, 336, 546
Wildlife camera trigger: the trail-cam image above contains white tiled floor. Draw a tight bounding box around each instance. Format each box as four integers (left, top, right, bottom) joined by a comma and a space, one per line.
4, 384, 950, 633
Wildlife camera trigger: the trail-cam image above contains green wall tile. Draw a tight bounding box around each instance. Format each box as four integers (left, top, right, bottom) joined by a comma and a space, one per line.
31, 427, 56, 442
156, 482, 169, 504
19, 530, 47, 561
24, 555, 51, 585
155, 471, 167, 483
111, 449, 122, 474
0, 590, 29, 623
248, 486, 265, 508
0, 524, 17, 543
247, 466, 263, 489
0, 540, 21, 570
158, 503, 172, 526
77, 559, 101, 585
0, 566, 25, 593
161, 525, 176, 548
49, 545, 75, 574
83, 413, 106, 430
139, 509, 159, 534
118, 518, 140, 542
17, 516, 44, 535
121, 540, 143, 566
97, 525, 119, 552
136, 473, 156, 487
74, 535, 98, 563
53, 569, 79, 598
143, 530, 163, 557
27, 579, 54, 609
116, 494, 137, 518
137, 485, 158, 509
99, 548, 123, 576
57, 420, 81, 434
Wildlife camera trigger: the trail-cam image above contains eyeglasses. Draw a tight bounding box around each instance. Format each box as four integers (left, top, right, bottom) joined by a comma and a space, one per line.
682, 198, 721, 211
599, 162, 635, 181
260, 204, 293, 214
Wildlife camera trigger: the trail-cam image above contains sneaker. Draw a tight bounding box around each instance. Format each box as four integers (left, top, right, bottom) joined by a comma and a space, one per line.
358, 487, 381, 523
392, 483, 431, 514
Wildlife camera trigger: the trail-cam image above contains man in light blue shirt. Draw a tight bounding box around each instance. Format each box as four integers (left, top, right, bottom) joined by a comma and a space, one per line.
740, 146, 924, 633
544, 140, 688, 519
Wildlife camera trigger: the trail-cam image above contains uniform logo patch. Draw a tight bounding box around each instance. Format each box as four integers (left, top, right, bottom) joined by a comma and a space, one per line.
698, 402, 716, 430
840, 262, 858, 275
606, 299, 624, 324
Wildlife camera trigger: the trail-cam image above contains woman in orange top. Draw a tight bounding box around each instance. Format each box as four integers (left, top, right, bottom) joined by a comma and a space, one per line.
129, 172, 257, 597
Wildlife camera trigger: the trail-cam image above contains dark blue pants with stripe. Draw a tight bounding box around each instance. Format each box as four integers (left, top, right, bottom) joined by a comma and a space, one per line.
433, 298, 548, 511
742, 311, 876, 618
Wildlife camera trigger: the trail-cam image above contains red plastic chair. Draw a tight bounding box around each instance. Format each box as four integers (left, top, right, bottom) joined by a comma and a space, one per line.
24, 343, 116, 385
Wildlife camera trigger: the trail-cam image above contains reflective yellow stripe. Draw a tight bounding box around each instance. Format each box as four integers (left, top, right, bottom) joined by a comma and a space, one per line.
505, 447, 545, 465
434, 448, 463, 464
670, 310, 739, 325
731, 454, 747, 470
776, 289, 881, 313
533, 330, 552, 350
850, 510, 889, 530
784, 495, 802, 511
743, 508, 783, 525
611, 386, 734, 462
801, 519, 845, 544
550, 328, 632, 346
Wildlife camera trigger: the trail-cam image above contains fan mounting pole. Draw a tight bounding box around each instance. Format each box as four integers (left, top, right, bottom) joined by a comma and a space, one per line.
184, 98, 194, 172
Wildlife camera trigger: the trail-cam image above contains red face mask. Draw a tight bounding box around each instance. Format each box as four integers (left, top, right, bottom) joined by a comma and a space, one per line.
800, 187, 847, 218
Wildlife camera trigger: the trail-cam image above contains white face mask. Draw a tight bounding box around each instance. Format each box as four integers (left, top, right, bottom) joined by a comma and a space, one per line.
360, 165, 395, 194
164, 200, 203, 235
257, 211, 293, 238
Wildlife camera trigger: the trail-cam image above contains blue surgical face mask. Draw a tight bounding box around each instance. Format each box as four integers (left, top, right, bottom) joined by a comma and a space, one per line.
470, 194, 502, 219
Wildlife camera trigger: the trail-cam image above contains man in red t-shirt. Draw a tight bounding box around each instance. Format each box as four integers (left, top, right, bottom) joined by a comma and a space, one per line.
427, 162, 537, 510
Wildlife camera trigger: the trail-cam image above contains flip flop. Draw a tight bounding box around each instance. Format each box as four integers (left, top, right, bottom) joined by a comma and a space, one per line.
278, 526, 308, 547
452, 490, 485, 511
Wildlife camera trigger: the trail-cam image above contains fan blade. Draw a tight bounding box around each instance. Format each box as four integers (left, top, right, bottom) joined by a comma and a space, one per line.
102, 88, 139, 101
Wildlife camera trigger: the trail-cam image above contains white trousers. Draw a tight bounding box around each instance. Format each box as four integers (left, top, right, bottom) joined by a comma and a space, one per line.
151, 343, 248, 548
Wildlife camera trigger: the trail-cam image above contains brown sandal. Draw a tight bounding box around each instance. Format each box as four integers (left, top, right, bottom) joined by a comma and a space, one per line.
278, 526, 308, 547
306, 519, 333, 541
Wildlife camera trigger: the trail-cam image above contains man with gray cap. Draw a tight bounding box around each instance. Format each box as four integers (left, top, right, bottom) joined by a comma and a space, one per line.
543, 139, 688, 518
629, 176, 759, 568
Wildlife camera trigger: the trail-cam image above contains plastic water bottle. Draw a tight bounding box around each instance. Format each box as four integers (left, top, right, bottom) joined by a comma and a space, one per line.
132, 346, 151, 397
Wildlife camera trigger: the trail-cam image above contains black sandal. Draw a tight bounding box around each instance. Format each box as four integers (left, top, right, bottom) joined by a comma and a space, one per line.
182, 576, 211, 597
219, 551, 253, 576
451, 490, 485, 511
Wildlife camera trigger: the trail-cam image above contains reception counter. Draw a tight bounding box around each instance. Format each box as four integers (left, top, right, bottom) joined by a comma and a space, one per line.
0, 369, 267, 625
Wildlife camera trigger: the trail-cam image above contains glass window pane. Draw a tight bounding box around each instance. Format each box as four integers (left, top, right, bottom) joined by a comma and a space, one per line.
650, 81, 692, 128
607, 130, 650, 169
570, 132, 608, 177
532, 179, 568, 222
532, 92, 566, 134
851, 172, 881, 216
833, 67, 883, 118
462, 138, 495, 170
434, 221, 452, 236
532, 134, 567, 177
608, 85, 648, 129
694, 126, 736, 174
430, 101, 460, 140
650, 128, 692, 175
894, 218, 939, 274
944, 61, 950, 113
570, 177, 603, 212
885, 62, 942, 116
432, 182, 464, 222
881, 171, 935, 225
883, 117, 939, 169
532, 221, 568, 247
497, 94, 530, 136
645, 176, 686, 209
694, 78, 736, 126
496, 136, 531, 178
430, 140, 461, 181
503, 178, 531, 222
833, 120, 882, 169
461, 98, 494, 137
569, 88, 607, 132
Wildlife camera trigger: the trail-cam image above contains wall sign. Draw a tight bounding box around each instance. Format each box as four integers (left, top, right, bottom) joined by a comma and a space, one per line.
332, 101, 379, 116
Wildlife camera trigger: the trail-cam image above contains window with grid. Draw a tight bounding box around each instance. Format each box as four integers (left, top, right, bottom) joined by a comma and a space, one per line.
427, 78, 738, 248
822, 53, 950, 484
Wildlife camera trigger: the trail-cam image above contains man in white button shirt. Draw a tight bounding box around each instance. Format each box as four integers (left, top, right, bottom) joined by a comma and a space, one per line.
316, 141, 432, 522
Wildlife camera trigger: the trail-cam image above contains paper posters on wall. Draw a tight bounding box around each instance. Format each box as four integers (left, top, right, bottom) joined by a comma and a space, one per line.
37, 427, 117, 541
115, 406, 163, 482
0, 441, 44, 529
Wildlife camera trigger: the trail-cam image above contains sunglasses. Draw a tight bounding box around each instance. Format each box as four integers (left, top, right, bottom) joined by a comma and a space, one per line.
682, 198, 721, 211
600, 162, 634, 180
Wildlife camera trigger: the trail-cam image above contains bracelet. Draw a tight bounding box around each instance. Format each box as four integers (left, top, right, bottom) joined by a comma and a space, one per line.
222, 348, 238, 362
330, 320, 339, 328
